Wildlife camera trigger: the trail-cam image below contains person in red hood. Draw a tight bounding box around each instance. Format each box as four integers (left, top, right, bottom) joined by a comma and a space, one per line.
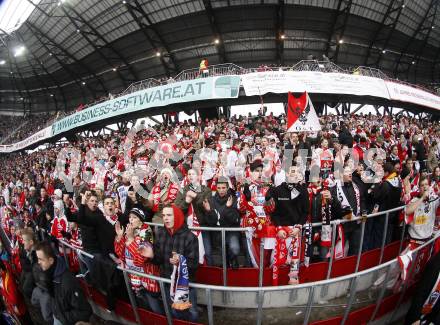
148, 204, 199, 322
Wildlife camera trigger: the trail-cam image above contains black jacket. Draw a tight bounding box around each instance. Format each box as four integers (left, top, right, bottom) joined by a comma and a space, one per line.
330, 181, 367, 216
52, 257, 92, 325
200, 193, 240, 227
267, 183, 309, 226
66, 204, 115, 256
352, 171, 374, 212
373, 176, 403, 213
310, 191, 342, 223
404, 251, 440, 325
338, 128, 353, 147
152, 224, 199, 282
120, 198, 153, 227
19, 248, 37, 298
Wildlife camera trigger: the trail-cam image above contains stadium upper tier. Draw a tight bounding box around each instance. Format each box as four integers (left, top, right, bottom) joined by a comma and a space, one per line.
0, 61, 439, 152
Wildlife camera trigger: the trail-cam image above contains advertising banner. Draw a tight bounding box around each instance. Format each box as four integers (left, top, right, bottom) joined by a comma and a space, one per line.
0, 126, 52, 153
241, 71, 390, 99
51, 75, 241, 136
385, 81, 440, 111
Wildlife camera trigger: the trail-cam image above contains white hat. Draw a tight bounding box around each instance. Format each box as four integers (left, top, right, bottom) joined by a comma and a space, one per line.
54, 189, 63, 199
160, 168, 173, 177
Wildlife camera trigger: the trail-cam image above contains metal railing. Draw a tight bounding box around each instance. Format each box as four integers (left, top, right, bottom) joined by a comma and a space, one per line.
144, 205, 408, 288
53, 229, 439, 325
0, 203, 438, 324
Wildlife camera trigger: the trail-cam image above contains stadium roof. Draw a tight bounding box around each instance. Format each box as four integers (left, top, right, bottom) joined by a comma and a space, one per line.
0, 0, 439, 113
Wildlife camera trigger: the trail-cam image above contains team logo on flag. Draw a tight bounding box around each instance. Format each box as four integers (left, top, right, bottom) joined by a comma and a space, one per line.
287, 91, 321, 132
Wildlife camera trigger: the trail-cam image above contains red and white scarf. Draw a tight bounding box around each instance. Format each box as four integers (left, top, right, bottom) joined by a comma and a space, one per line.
334, 224, 345, 260
150, 182, 179, 212
336, 180, 360, 217
187, 204, 205, 264
272, 226, 302, 286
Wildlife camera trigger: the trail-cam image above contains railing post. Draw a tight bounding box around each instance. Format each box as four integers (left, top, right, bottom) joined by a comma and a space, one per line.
121, 270, 141, 325
378, 213, 389, 264
258, 240, 265, 287
206, 288, 214, 325
221, 229, 227, 287
159, 281, 173, 325
369, 264, 392, 322
256, 290, 264, 325
398, 220, 406, 254
326, 223, 338, 279
388, 248, 421, 324
340, 276, 359, 325
221, 229, 228, 304
354, 218, 366, 272
302, 286, 315, 325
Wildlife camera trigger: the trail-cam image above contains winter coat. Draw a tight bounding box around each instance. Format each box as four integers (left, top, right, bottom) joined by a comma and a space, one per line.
66, 204, 116, 256
266, 183, 309, 226
200, 192, 240, 227
52, 257, 92, 325
373, 174, 403, 213
152, 206, 199, 281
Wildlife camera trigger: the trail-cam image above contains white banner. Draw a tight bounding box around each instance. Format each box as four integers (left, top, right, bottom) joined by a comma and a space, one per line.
385, 81, 440, 111
241, 71, 390, 99
0, 126, 52, 153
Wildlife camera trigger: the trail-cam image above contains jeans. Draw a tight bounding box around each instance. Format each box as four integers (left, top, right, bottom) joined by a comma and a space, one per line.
202, 231, 214, 266
164, 285, 198, 322
226, 232, 240, 260
136, 288, 164, 315
343, 223, 362, 256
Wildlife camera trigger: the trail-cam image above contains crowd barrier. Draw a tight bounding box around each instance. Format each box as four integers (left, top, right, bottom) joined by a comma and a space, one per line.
55, 229, 440, 325
142, 206, 408, 289
0, 201, 438, 324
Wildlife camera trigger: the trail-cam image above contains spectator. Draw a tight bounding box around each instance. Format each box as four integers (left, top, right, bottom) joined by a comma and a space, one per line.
114, 208, 162, 314
199, 176, 241, 268
370, 162, 402, 248
150, 205, 199, 322
149, 168, 179, 223
405, 176, 439, 242
331, 166, 366, 256
35, 241, 92, 325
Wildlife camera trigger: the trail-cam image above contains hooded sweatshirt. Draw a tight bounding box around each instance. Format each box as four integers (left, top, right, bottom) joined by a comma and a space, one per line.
152, 205, 199, 281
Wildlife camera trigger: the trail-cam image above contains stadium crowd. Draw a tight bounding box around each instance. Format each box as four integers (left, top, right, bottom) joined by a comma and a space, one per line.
0, 113, 56, 145
0, 110, 439, 324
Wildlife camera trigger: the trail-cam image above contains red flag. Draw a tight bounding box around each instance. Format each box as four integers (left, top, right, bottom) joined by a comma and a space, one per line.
287, 91, 321, 132
287, 91, 308, 128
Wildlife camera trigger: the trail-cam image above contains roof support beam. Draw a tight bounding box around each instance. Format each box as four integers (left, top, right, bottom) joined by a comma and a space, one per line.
393, 0, 438, 81
125, 0, 179, 76
274, 0, 285, 66
363, 0, 404, 67
15, 30, 68, 111
202, 0, 227, 63
26, 22, 108, 99
3, 43, 33, 113
325, 0, 353, 63
61, 3, 138, 85
409, 0, 438, 83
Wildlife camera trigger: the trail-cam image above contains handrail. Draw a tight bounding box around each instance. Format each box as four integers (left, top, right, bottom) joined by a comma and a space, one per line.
56, 230, 438, 292
1, 205, 438, 325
